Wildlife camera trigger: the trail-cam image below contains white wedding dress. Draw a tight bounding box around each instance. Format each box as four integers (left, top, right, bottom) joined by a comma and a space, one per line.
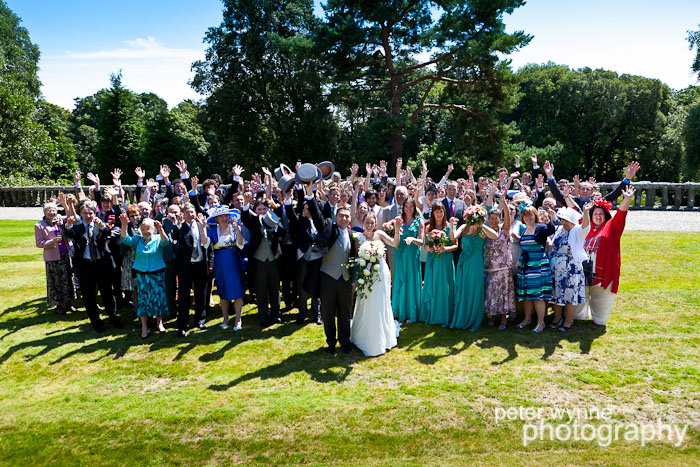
350, 235, 399, 357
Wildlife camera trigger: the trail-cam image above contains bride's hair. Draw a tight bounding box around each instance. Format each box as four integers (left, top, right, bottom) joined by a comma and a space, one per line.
363, 211, 377, 225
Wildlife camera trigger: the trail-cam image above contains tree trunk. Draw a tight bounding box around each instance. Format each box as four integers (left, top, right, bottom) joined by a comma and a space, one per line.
390, 74, 402, 168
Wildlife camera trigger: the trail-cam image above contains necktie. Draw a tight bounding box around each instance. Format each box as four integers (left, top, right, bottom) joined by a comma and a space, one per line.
190, 224, 199, 261
88, 224, 97, 259
450, 200, 454, 217
340, 229, 349, 250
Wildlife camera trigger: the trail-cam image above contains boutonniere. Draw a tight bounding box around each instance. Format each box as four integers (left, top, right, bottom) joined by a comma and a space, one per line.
351, 232, 359, 240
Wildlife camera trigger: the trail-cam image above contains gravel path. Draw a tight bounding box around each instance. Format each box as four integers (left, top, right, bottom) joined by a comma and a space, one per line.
2, 207, 699, 232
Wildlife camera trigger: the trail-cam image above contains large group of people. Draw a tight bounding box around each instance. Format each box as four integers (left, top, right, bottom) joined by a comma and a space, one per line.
35, 155, 640, 356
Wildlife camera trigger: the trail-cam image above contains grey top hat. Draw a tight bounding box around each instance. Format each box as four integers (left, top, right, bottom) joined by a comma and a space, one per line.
316, 161, 335, 180
261, 211, 280, 230
295, 163, 319, 184
273, 164, 293, 182
278, 173, 296, 195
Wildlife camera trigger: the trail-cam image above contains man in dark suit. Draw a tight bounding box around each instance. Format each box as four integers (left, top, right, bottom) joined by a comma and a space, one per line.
172, 202, 212, 337
240, 196, 287, 327
63, 201, 123, 333
441, 181, 467, 264
286, 188, 321, 324
321, 184, 341, 221
303, 185, 357, 354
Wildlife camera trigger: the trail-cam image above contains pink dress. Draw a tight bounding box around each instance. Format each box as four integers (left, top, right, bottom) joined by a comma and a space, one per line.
484, 227, 516, 316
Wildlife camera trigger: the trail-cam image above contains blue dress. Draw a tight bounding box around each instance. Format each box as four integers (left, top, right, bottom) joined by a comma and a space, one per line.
451, 233, 486, 330
551, 227, 586, 306
516, 223, 555, 301
421, 225, 455, 325
209, 225, 246, 301
392, 217, 422, 322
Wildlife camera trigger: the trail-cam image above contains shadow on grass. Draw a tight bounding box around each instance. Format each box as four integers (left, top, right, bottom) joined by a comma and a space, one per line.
398, 317, 607, 365
209, 347, 356, 391
0, 298, 308, 366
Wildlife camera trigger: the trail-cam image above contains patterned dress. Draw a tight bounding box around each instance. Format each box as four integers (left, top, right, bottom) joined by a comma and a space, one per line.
484, 227, 515, 316
516, 223, 555, 301
550, 227, 586, 306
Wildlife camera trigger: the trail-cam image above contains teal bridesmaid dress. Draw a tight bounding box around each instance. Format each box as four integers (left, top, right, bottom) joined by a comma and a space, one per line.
450, 233, 486, 330
392, 218, 422, 322
421, 225, 455, 326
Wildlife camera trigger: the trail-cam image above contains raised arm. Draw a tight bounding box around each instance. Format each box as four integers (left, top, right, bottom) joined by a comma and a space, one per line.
604, 161, 640, 202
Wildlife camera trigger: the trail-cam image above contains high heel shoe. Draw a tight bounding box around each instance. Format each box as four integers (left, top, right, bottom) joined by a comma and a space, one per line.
517, 320, 531, 329
533, 323, 545, 333
551, 318, 563, 329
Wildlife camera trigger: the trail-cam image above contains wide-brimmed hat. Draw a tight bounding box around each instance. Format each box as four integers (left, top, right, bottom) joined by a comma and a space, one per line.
273, 164, 293, 182
556, 207, 582, 224
512, 192, 530, 204
207, 206, 238, 223
261, 211, 280, 230
316, 161, 335, 180
278, 173, 296, 195
295, 163, 321, 184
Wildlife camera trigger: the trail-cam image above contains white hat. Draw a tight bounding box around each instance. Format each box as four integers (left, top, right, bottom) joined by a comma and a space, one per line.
556, 207, 582, 224
207, 206, 237, 223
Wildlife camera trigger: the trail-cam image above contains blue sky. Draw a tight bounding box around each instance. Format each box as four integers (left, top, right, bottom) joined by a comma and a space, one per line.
6, 0, 700, 109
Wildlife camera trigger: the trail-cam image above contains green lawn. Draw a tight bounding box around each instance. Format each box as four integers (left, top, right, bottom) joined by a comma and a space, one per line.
1, 220, 698, 465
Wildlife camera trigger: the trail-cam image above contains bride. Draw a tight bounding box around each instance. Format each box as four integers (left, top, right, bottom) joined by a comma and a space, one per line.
350, 211, 403, 357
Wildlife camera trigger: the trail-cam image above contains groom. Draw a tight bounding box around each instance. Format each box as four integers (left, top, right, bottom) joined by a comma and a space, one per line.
302, 184, 357, 354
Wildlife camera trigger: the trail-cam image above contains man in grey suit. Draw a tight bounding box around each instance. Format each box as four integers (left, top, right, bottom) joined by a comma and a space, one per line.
440, 180, 467, 264
377, 185, 408, 278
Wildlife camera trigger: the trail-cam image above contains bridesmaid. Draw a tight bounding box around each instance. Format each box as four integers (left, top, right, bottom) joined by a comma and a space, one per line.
393, 198, 423, 323
420, 202, 456, 326
449, 215, 497, 331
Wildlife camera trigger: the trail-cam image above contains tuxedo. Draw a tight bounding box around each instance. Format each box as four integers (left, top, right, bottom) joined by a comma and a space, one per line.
285, 194, 320, 321
172, 221, 213, 333
322, 201, 338, 221
63, 221, 121, 331
241, 206, 287, 325
305, 197, 357, 350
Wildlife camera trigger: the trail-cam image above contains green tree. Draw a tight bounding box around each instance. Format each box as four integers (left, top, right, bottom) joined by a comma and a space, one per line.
191, 0, 336, 171
0, 0, 41, 98
317, 0, 530, 167
0, 76, 57, 181
36, 101, 78, 181
96, 73, 143, 182
687, 25, 700, 81
508, 64, 675, 181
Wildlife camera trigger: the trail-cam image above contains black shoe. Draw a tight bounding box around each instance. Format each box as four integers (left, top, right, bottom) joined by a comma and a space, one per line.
294, 315, 306, 324
140, 332, 149, 340
94, 323, 106, 333
324, 346, 336, 354
273, 317, 284, 325
110, 317, 124, 329
177, 329, 186, 338
341, 345, 351, 354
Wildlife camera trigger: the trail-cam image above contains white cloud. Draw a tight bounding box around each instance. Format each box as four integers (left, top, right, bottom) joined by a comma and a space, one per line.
40, 37, 207, 109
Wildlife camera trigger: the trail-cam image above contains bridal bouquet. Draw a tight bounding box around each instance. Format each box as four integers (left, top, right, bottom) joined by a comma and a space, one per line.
348, 241, 385, 300
424, 229, 447, 253
382, 218, 398, 237
464, 205, 487, 226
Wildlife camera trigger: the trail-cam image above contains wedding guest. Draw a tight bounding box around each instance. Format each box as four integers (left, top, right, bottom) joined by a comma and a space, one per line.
421, 202, 456, 325
392, 198, 423, 323
574, 186, 636, 326
35, 201, 76, 315
484, 191, 515, 330
207, 206, 246, 330
449, 211, 498, 331
515, 206, 556, 333
549, 206, 591, 332
63, 201, 123, 333
119, 215, 170, 339
120, 205, 141, 311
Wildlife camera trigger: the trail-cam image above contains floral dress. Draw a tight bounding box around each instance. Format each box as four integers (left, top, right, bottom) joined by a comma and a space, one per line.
484, 227, 515, 317
550, 227, 586, 306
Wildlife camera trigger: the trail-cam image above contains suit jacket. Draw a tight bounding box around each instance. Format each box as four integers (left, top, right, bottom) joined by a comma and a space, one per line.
441, 197, 466, 262
322, 201, 336, 221
240, 205, 286, 260
303, 196, 357, 297
171, 221, 213, 271
63, 221, 116, 273
285, 202, 315, 259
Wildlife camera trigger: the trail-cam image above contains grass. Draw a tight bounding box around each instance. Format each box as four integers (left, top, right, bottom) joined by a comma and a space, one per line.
0, 219, 699, 465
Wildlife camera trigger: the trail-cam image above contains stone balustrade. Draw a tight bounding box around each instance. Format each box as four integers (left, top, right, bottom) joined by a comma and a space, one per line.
0, 182, 698, 209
